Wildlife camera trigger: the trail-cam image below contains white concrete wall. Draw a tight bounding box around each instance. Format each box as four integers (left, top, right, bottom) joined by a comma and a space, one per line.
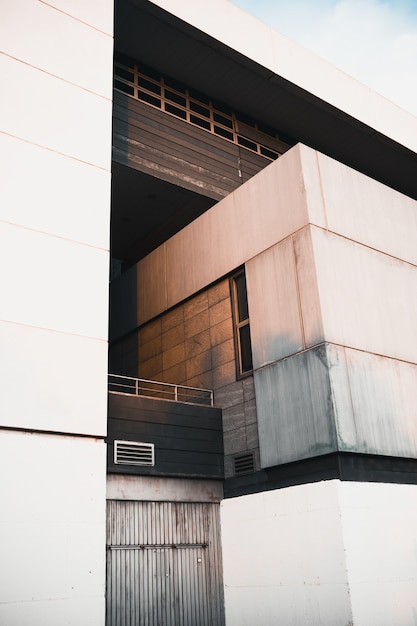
0, 432, 107, 626
0, 0, 113, 623
340, 482, 417, 626
221, 481, 417, 626
221, 481, 353, 626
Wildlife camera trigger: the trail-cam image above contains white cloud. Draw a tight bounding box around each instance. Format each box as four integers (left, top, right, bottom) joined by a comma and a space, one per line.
231, 0, 417, 115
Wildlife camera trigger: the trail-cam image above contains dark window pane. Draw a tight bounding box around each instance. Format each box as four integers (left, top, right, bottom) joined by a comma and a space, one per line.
138, 91, 161, 107
239, 325, 253, 372
238, 136, 257, 151
115, 80, 134, 95
214, 126, 233, 140
165, 90, 186, 106
116, 67, 134, 82
213, 112, 233, 128
260, 146, 279, 160
235, 273, 249, 322
165, 103, 186, 119
190, 101, 210, 117
138, 76, 160, 94
190, 114, 211, 130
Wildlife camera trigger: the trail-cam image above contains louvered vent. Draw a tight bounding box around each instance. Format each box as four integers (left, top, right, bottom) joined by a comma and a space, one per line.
234, 452, 255, 476
114, 440, 155, 467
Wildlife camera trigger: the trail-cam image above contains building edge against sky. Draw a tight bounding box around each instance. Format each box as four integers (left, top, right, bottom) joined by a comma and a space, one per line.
1, 1, 417, 625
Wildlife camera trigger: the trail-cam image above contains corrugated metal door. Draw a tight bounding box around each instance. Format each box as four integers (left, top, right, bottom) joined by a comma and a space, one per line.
106, 501, 225, 626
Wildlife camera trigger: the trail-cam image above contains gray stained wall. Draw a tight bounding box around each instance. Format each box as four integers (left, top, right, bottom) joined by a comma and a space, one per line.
110, 278, 259, 479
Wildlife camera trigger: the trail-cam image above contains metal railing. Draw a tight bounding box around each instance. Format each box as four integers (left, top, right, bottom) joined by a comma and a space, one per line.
108, 373, 214, 407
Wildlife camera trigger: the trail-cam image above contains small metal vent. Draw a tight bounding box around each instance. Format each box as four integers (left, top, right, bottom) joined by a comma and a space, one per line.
234, 452, 255, 476
114, 440, 155, 467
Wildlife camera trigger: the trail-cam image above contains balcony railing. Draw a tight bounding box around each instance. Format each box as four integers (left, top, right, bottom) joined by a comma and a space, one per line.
108, 373, 214, 407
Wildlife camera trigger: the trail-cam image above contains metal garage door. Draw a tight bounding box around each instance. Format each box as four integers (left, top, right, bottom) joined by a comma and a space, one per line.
106, 501, 225, 626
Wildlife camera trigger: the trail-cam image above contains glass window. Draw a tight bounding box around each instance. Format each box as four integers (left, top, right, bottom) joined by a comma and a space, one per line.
231, 270, 253, 376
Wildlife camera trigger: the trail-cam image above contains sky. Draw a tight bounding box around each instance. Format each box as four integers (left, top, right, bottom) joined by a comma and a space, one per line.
231, 0, 417, 116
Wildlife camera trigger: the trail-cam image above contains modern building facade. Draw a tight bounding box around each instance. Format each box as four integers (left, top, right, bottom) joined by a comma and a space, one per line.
1, 1, 417, 625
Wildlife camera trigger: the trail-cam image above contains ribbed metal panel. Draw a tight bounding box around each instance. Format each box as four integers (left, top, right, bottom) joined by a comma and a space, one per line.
106, 500, 225, 626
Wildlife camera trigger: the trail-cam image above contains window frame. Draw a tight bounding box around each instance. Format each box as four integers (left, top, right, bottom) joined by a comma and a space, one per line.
230, 269, 253, 378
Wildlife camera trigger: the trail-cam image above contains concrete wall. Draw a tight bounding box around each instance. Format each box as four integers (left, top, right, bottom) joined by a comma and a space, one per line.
221, 481, 417, 626
111, 144, 417, 469
0, 1, 113, 623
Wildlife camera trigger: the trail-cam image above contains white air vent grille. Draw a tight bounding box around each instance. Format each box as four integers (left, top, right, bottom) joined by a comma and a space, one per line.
114, 440, 155, 467
234, 453, 255, 476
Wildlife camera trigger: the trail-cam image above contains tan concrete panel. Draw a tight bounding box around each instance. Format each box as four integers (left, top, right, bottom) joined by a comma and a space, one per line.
212, 360, 236, 390
1, 0, 113, 98
140, 353, 163, 380
162, 324, 185, 351
158, 146, 314, 321
140, 334, 162, 362
210, 317, 233, 347
186, 350, 213, 380
186, 371, 213, 391
165, 194, 240, 307
137, 246, 167, 326
293, 226, 324, 347
298, 144, 327, 228
162, 343, 185, 371
185, 329, 211, 360
311, 226, 417, 363
211, 338, 235, 368
161, 305, 184, 332
209, 297, 232, 327
184, 309, 210, 340
317, 152, 417, 265
162, 361, 186, 385
208, 279, 230, 306
139, 317, 162, 345
184, 291, 209, 321
246, 237, 304, 369
232, 144, 311, 261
